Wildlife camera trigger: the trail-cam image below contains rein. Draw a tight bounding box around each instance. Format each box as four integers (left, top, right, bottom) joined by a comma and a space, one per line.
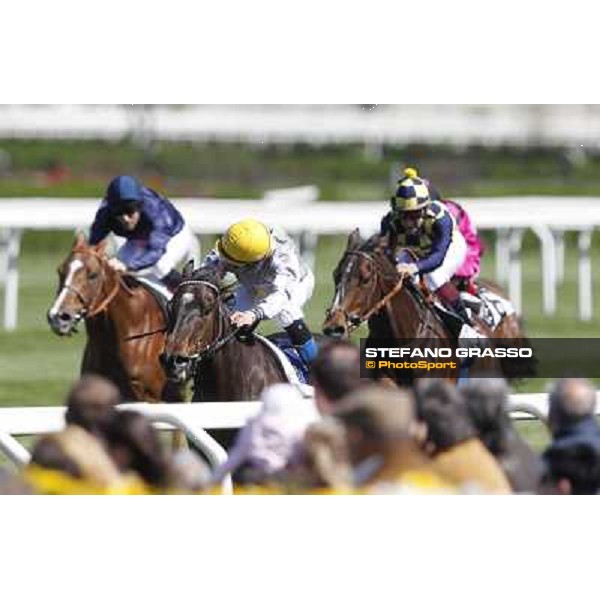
59, 248, 123, 319
339, 249, 407, 333
169, 279, 238, 363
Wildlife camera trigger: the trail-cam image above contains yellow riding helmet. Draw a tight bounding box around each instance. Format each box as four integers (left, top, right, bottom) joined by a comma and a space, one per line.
217, 219, 272, 264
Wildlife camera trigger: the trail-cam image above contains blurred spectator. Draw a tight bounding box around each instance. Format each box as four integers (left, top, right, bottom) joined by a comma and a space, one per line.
463, 378, 543, 492
311, 340, 363, 415
30, 425, 123, 488
103, 411, 171, 489
333, 384, 454, 492
65, 374, 120, 440
547, 378, 600, 447
212, 384, 318, 486
540, 379, 600, 494
283, 418, 353, 491
415, 379, 511, 493
542, 442, 600, 494
169, 450, 213, 492
0, 467, 33, 494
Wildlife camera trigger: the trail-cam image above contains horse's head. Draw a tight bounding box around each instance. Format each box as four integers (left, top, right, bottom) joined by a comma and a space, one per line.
161, 273, 224, 383
47, 233, 113, 336
323, 229, 398, 338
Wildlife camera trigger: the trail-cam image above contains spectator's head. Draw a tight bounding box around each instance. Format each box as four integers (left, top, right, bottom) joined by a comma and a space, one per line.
543, 442, 600, 494
415, 379, 476, 454
333, 384, 422, 467
65, 375, 120, 437
462, 378, 511, 456
30, 426, 123, 488
103, 411, 170, 488
311, 340, 362, 415
212, 384, 318, 485
300, 418, 353, 489
548, 378, 597, 435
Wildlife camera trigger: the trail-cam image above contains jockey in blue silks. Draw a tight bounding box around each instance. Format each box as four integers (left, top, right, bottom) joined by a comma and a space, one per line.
88, 175, 200, 290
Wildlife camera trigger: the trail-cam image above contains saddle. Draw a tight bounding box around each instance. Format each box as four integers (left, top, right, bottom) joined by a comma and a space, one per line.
130, 276, 172, 322
234, 328, 312, 388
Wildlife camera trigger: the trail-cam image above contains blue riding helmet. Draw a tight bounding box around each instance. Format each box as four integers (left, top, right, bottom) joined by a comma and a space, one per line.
105, 175, 143, 211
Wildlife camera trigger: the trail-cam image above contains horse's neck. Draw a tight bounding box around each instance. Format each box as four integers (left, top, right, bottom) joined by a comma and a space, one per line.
388, 284, 431, 338
206, 314, 286, 397
106, 275, 162, 332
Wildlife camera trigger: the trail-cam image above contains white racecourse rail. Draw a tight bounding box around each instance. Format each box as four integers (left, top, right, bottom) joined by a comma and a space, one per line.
0, 193, 598, 329
0, 391, 563, 473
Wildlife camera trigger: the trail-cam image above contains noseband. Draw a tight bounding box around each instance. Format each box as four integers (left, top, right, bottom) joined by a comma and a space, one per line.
57, 249, 122, 324
329, 249, 406, 333
168, 280, 238, 368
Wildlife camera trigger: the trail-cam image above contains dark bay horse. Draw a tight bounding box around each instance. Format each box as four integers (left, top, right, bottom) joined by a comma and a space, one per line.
47, 233, 172, 402
161, 270, 290, 402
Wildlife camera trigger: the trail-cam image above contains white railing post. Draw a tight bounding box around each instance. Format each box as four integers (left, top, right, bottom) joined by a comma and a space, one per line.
2, 228, 22, 331
578, 228, 593, 321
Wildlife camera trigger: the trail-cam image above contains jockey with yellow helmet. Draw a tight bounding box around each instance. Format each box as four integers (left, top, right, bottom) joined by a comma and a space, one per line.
200, 219, 318, 365
380, 168, 473, 327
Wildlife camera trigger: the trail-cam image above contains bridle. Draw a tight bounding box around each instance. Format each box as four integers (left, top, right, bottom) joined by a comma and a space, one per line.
328, 249, 407, 333
167, 279, 239, 368
57, 249, 123, 327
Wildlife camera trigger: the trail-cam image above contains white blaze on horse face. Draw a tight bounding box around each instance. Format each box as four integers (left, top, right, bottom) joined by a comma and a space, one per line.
181, 292, 195, 306
49, 258, 84, 317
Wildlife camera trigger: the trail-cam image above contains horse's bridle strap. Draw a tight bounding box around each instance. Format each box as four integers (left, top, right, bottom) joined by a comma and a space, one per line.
343, 250, 406, 331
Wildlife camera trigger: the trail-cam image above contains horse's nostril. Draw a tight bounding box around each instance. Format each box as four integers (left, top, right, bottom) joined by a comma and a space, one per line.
174, 355, 189, 367
58, 312, 73, 322
323, 325, 346, 338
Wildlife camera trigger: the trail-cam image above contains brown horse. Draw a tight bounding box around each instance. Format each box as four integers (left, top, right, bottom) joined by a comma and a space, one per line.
321, 230, 527, 385
47, 233, 172, 402
323, 230, 460, 384
161, 269, 290, 402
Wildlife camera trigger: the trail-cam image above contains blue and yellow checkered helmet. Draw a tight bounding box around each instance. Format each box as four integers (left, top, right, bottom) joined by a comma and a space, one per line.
390, 167, 431, 212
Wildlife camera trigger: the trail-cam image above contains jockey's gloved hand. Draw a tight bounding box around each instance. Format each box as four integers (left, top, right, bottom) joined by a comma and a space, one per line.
108, 257, 127, 273
230, 310, 257, 328
396, 262, 418, 277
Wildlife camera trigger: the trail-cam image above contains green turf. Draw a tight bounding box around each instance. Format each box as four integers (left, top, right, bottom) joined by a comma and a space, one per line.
1, 226, 600, 408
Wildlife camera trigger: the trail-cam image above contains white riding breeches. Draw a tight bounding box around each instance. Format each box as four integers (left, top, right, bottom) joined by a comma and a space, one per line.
117, 224, 200, 279
423, 231, 467, 291
232, 270, 315, 328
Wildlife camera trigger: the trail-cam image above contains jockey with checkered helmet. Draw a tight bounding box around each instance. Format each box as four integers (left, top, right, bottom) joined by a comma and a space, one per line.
200, 218, 318, 365
380, 168, 473, 326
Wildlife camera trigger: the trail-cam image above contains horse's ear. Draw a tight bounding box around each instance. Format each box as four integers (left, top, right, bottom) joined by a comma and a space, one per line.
377, 232, 390, 251
346, 228, 361, 251
73, 230, 88, 249
94, 238, 109, 256
182, 259, 195, 279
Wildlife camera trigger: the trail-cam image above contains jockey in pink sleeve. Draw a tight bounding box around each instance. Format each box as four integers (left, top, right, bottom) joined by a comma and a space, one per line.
408, 168, 485, 294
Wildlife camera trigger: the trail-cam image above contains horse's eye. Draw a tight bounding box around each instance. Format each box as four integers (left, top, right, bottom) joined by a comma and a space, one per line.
89, 272, 99, 280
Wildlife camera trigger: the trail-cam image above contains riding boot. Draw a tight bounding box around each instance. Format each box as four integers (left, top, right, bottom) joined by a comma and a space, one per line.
285, 319, 318, 365
436, 281, 473, 326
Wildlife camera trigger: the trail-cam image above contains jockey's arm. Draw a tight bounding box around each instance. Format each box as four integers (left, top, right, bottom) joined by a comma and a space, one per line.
88, 203, 111, 245
253, 272, 292, 320
414, 213, 453, 274
126, 229, 170, 271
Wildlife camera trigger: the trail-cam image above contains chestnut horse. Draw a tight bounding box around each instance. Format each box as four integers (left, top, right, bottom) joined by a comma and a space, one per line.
48, 233, 173, 402
161, 269, 289, 402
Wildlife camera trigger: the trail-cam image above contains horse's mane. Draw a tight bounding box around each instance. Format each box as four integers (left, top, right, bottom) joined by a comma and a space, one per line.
189, 266, 222, 289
